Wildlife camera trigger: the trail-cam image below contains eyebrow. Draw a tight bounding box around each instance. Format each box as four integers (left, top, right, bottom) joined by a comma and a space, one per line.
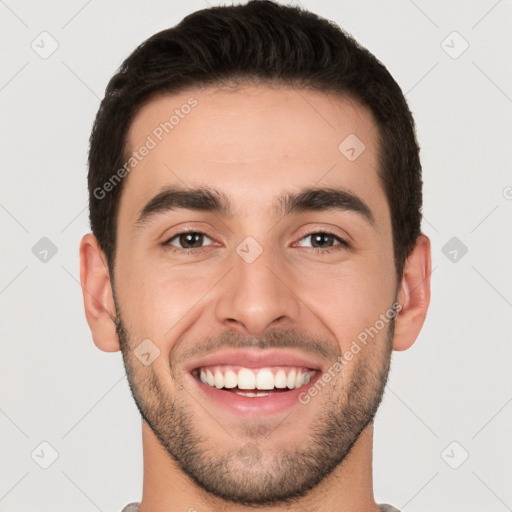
134, 185, 375, 228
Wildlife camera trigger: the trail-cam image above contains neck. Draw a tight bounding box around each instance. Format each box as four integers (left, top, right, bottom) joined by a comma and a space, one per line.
139, 420, 380, 512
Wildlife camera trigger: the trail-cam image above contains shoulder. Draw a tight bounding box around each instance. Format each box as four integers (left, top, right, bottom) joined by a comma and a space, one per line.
379, 505, 402, 512
120, 503, 140, 512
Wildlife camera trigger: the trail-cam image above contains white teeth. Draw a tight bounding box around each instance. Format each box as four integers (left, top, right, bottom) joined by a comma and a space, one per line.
224, 370, 238, 389
237, 368, 256, 389
197, 366, 315, 392
274, 369, 287, 388
235, 391, 271, 397
287, 369, 296, 389
214, 370, 224, 389
256, 368, 275, 390
295, 371, 305, 388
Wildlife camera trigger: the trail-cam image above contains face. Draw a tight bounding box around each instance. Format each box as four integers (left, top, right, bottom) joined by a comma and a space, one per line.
113, 85, 398, 504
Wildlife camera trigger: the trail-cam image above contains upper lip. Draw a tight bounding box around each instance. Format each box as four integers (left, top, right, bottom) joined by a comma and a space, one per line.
186, 348, 324, 373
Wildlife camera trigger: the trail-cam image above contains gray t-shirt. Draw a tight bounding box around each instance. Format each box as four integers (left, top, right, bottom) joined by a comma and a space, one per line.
122, 502, 401, 511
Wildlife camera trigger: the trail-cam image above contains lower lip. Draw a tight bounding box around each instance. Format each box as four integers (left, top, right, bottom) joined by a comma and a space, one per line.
189, 371, 320, 417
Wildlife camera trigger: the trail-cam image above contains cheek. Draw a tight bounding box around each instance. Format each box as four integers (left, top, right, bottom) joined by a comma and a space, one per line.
115, 253, 219, 341
291, 257, 396, 353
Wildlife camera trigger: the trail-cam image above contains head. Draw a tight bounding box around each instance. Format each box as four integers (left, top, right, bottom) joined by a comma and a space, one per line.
81, 0, 430, 506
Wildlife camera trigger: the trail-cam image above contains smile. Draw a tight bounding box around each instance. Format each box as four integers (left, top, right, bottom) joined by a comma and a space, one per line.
193, 365, 315, 396
186, 348, 323, 415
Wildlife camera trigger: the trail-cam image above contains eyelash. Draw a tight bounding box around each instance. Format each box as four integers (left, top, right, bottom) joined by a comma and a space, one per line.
162, 229, 350, 255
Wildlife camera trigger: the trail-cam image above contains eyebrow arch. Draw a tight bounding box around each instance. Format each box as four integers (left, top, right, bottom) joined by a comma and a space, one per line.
134, 186, 231, 228
275, 187, 375, 225
134, 185, 375, 228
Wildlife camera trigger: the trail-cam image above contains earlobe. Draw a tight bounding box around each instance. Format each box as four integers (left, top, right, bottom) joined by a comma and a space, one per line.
79, 233, 120, 353
393, 234, 432, 351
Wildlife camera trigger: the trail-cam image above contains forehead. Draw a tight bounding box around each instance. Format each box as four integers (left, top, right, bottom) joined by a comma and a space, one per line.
121, 84, 387, 224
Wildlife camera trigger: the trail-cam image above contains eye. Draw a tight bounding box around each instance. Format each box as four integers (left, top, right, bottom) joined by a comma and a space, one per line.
297, 232, 349, 250
165, 231, 213, 249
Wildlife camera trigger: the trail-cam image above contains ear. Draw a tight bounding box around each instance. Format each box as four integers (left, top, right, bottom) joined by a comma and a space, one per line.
393, 234, 431, 351
79, 233, 120, 352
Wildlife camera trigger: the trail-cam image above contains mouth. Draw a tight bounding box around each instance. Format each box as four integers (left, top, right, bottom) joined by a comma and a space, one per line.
192, 365, 315, 396
186, 349, 323, 416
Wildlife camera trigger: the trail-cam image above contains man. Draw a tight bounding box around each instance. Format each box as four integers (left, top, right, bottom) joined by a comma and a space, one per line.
79, 1, 431, 511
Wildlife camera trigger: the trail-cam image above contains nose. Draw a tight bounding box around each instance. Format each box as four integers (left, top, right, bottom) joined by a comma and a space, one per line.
214, 242, 302, 337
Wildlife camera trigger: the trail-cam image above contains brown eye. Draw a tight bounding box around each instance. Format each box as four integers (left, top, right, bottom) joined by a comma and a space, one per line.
299, 232, 347, 249
166, 232, 212, 249
311, 233, 335, 248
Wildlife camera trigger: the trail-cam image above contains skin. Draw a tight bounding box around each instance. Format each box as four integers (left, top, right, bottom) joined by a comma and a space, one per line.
80, 85, 431, 512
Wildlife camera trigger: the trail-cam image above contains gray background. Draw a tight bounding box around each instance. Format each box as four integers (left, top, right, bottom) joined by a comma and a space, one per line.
1, 1, 511, 511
